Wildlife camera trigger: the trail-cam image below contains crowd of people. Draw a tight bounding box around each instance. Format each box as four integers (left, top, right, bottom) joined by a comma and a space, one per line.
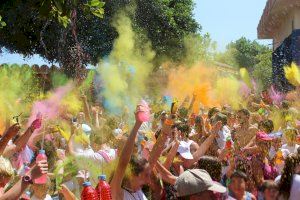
1, 88, 300, 200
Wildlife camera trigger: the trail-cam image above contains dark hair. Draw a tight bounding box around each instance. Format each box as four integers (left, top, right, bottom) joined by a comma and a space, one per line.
237, 109, 250, 118
259, 119, 274, 133
198, 156, 222, 181
213, 113, 227, 126
130, 156, 149, 176
230, 170, 248, 181
261, 180, 278, 192
178, 123, 190, 138
281, 100, 289, 109
208, 107, 220, 119
278, 154, 300, 199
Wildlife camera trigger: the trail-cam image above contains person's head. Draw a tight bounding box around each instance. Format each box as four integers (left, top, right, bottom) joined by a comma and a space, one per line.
175, 169, 226, 200
229, 171, 248, 195
208, 107, 220, 120
262, 180, 278, 200
278, 154, 300, 199
160, 111, 167, 122
236, 109, 250, 125
177, 123, 190, 139
177, 141, 194, 168
281, 100, 290, 109
31, 177, 51, 198
90, 125, 113, 151
284, 128, 298, 146
259, 119, 274, 134
256, 132, 272, 156
212, 113, 227, 126
77, 112, 85, 123
197, 156, 222, 182
0, 156, 14, 187
129, 156, 151, 186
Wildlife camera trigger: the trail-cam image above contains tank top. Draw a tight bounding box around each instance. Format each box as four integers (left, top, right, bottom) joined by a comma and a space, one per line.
122, 187, 148, 200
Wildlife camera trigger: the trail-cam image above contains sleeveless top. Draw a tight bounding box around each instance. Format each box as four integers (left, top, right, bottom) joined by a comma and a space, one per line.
122, 187, 148, 200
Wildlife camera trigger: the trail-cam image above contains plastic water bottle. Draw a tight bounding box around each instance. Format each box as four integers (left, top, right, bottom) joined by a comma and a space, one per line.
96, 175, 112, 200
34, 150, 47, 184
81, 182, 98, 200
137, 100, 150, 122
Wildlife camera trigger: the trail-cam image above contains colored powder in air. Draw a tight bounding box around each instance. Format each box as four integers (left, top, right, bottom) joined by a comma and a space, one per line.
214, 76, 243, 109
284, 63, 300, 86
27, 83, 73, 127
98, 12, 155, 114
240, 68, 252, 88
166, 63, 218, 108
0, 65, 39, 131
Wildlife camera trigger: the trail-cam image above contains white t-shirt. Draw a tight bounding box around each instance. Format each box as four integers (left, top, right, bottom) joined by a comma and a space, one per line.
74, 147, 117, 163
123, 189, 148, 200
216, 126, 231, 149
280, 144, 299, 158
290, 174, 300, 200
31, 194, 52, 200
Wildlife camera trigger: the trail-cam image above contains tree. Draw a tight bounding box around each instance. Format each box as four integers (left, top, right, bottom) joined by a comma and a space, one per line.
252, 50, 273, 90
217, 37, 271, 70
0, 0, 199, 78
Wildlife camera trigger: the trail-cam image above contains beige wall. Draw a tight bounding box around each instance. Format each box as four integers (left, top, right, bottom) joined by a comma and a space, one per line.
273, 8, 300, 49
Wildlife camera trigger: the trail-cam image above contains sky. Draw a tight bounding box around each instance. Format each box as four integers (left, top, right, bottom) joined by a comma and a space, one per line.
0, 0, 272, 65
194, 0, 272, 50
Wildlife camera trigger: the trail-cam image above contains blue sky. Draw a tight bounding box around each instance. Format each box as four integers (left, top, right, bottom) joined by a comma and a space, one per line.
0, 0, 271, 65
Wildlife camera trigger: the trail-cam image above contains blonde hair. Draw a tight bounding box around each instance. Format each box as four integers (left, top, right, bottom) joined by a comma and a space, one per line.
0, 156, 14, 178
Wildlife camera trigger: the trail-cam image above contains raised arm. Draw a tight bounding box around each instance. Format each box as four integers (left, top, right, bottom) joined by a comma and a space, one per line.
0, 160, 48, 200
81, 94, 92, 124
110, 112, 142, 198
186, 121, 221, 168
163, 139, 180, 170
148, 122, 172, 169
0, 124, 20, 155
14, 118, 41, 152
155, 161, 177, 185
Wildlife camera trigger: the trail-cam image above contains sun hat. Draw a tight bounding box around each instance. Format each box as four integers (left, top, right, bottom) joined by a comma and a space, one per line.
177, 141, 193, 160
175, 169, 227, 197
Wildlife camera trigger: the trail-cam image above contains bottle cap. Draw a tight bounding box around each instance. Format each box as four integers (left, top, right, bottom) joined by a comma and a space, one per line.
39, 149, 45, 154
98, 175, 106, 181
83, 182, 92, 187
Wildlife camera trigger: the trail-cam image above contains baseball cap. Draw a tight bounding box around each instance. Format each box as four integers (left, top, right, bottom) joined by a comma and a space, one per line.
76, 170, 90, 179
175, 169, 226, 197
177, 141, 193, 160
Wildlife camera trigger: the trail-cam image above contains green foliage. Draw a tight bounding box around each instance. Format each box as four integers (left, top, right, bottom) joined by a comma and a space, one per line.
0, 0, 199, 78
253, 50, 273, 90
226, 37, 271, 70
215, 37, 272, 89
183, 33, 216, 66
0, 15, 6, 28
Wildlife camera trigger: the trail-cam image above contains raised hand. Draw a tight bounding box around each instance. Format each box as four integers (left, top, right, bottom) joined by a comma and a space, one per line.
31, 118, 42, 131
4, 123, 20, 138
30, 160, 48, 180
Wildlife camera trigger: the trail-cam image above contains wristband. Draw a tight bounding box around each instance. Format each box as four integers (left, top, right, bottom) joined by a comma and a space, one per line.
22, 175, 33, 184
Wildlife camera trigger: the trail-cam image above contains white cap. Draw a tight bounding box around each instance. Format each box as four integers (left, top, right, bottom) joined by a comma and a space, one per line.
177, 141, 193, 160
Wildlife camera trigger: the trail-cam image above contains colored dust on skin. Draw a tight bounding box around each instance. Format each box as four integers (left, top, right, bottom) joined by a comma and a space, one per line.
97, 12, 155, 115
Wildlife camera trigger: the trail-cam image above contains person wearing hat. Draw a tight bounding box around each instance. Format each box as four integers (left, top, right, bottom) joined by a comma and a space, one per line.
174, 169, 227, 199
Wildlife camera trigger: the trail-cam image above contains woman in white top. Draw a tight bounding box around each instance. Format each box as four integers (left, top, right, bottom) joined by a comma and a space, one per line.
278, 153, 300, 200
110, 109, 172, 200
